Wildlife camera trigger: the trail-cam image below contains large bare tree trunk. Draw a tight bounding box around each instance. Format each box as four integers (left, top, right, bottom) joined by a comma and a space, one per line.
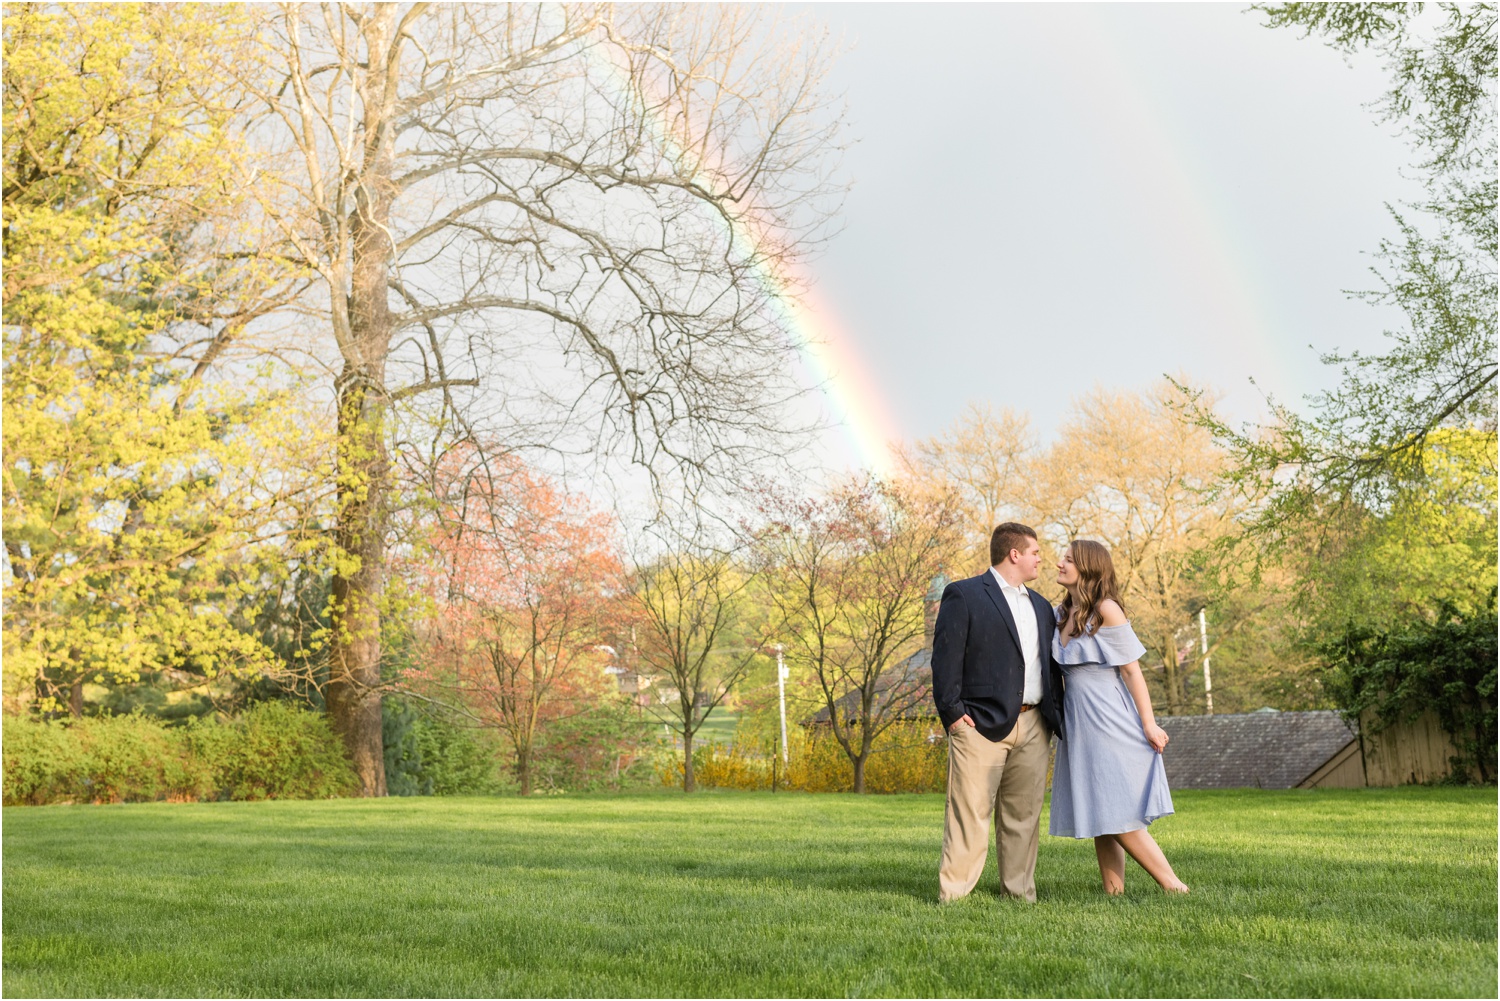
517, 746, 532, 796
327, 373, 390, 797
324, 6, 399, 797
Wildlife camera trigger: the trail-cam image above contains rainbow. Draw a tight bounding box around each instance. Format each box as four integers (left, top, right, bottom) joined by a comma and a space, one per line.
581, 8, 1311, 475
1073, 7, 1297, 391
583, 38, 902, 478
735, 220, 903, 479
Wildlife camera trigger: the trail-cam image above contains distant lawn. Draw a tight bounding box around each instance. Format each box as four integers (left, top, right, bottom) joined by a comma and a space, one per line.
692, 710, 740, 746
651, 709, 741, 748
3, 788, 1494, 998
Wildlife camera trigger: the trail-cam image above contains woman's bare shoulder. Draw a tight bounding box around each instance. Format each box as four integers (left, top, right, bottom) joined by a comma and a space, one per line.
1098, 599, 1128, 627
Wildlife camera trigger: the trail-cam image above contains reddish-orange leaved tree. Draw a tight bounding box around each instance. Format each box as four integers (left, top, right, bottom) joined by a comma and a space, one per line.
410, 447, 623, 794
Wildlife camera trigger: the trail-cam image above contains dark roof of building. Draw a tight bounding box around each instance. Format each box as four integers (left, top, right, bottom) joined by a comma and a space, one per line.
804, 647, 935, 725
1157, 710, 1356, 789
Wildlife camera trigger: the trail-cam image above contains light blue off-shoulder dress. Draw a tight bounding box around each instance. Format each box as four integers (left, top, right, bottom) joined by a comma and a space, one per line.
1048, 617, 1174, 838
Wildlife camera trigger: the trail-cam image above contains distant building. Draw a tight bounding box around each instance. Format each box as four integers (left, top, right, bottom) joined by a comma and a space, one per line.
603, 660, 709, 711
1157, 710, 1362, 789
1158, 708, 1472, 788
605, 665, 665, 707
599, 643, 673, 707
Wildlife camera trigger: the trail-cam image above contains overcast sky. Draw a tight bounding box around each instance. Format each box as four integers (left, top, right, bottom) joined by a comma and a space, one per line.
783, 2, 1421, 473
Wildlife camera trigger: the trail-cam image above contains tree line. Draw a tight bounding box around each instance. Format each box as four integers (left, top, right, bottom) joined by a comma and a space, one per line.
3, 2, 845, 796
4, 3, 1494, 796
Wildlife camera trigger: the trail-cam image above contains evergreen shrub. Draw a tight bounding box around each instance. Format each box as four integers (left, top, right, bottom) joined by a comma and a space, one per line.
383, 699, 509, 796
1325, 600, 1498, 783
534, 699, 656, 792
188, 702, 360, 800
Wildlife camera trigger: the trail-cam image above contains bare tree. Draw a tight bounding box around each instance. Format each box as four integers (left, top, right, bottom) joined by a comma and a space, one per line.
1037, 380, 1244, 714
899, 403, 1037, 567
239, 4, 844, 792
755, 478, 962, 792
628, 537, 760, 793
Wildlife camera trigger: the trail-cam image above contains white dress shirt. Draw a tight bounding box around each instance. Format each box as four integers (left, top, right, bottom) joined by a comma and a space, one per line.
990, 567, 1043, 705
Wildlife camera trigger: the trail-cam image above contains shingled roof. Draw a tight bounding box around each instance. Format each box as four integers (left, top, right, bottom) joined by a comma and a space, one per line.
1157, 710, 1357, 789
804, 648, 935, 725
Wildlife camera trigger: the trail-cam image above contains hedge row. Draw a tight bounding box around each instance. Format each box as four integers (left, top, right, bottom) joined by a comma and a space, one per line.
3, 703, 359, 805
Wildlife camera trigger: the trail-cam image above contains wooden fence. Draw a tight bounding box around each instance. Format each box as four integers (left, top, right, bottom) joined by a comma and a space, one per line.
1303, 710, 1474, 788
1358, 709, 1474, 786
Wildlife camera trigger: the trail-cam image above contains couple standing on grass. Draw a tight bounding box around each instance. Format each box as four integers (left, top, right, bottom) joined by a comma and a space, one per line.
932, 522, 1189, 902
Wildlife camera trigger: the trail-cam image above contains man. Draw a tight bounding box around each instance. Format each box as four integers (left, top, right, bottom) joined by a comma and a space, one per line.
932, 522, 1064, 903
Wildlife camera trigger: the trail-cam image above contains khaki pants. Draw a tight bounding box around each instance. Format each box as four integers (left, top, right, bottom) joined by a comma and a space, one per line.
938, 709, 1050, 903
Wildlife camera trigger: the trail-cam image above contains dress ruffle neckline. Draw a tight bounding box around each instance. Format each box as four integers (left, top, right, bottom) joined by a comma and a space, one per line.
1051, 621, 1147, 667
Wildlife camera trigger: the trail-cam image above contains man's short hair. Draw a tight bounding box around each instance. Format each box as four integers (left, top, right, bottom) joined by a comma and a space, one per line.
990, 522, 1038, 566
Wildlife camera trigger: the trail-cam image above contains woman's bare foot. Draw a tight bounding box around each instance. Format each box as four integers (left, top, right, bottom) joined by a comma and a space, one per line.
1114, 829, 1187, 895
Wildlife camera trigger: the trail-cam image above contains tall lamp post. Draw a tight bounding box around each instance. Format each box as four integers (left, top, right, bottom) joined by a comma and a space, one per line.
1198, 607, 1214, 716
775, 644, 789, 765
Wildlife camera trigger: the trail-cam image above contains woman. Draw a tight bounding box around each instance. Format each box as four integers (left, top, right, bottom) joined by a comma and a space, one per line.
1049, 539, 1188, 894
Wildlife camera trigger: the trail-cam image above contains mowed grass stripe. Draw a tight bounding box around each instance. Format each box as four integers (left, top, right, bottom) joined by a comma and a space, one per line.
3, 788, 1494, 998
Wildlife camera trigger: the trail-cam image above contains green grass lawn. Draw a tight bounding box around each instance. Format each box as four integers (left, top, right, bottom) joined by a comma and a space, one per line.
692, 710, 741, 746
3, 788, 1494, 998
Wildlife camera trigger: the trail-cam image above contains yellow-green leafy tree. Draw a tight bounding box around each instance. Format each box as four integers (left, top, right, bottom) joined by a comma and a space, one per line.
2, 4, 319, 717
1301, 427, 1497, 635
753, 477, 964, 793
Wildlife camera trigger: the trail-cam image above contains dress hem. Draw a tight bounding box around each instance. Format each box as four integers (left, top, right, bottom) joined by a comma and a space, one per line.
1047, 808, 1174, 840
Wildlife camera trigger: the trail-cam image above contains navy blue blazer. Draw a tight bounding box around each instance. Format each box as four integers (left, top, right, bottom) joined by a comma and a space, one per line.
930, 571, 1065, 742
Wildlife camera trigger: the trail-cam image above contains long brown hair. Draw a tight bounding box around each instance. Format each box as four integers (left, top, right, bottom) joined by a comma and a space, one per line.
1057, 539, 1126, 639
